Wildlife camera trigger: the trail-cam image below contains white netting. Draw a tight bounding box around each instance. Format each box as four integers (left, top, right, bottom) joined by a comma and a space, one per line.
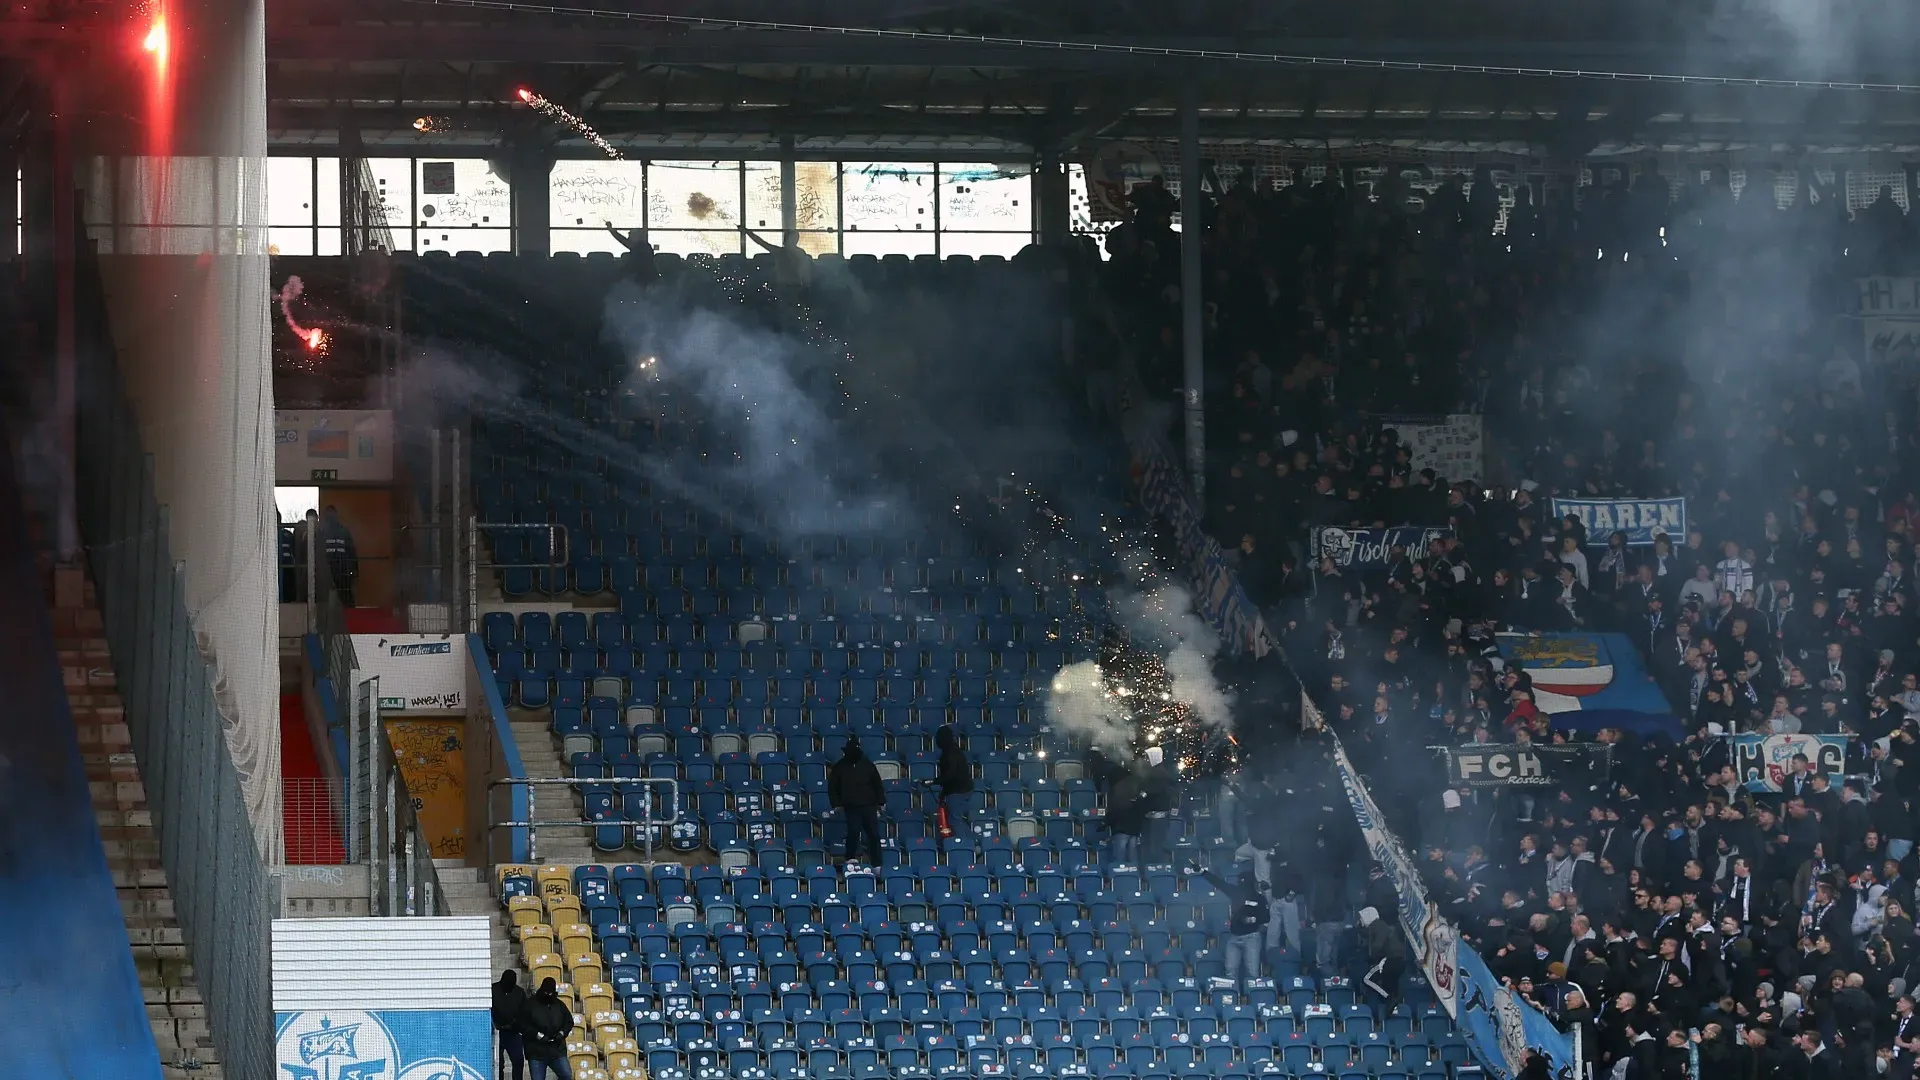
79, 0, 281, 867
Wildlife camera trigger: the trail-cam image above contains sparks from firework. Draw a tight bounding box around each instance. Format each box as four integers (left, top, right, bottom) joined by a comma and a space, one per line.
278, 275, 329, 353
517, 88, 622, 159
413, 116, 452, 133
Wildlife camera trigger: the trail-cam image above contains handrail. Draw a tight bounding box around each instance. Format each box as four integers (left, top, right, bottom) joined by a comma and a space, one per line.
488, 776, 680, 865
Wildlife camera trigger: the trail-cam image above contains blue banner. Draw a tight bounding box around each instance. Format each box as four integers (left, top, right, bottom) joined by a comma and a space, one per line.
1728, 733, 1850, 792
276, 1008, 491, 1080
1312, 525, 1455, 569
1325, 714, 1576, 1080
1497, 632, 1682, 739
1455, 942, 1580, 1080
1550, 496, 1687, 547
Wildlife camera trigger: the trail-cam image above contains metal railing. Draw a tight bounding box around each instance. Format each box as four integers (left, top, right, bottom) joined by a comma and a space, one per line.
356, 677, 449, 916
488, 777, 680, 864
475, 521, 571, 569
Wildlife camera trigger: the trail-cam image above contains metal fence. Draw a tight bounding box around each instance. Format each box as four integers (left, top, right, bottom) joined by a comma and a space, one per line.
74, 279, 277, 1080
283, 777, 349, 865
359, 678, 450, 916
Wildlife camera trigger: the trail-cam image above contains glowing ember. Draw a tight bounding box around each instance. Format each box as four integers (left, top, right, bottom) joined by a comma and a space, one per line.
516, 88, 621, 159
278, 276, 328, 356
143, 19, 166, 57
304, 328, 328, 352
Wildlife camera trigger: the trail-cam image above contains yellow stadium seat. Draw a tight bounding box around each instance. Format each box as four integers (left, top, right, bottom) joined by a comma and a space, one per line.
527, 953, 563, 989
569, 1054, 599, 1078
556, 922, 594, 959
536, 866, 574, 899
581, 983, 615, 1016
496, 863, 535, 891
598, 1034, 637, 1057
508, 896, 546, 929
566, 1038, 595, 1061
546, 896, 583, 925
606, 1050, 638, 1072
518, 925, 556, 956
590, 1012, 626, 1038
578, 1069, 610, 1080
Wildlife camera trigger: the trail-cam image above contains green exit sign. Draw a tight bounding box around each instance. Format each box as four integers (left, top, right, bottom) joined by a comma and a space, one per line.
378, 696, 405, 710
310, 468, 338, 481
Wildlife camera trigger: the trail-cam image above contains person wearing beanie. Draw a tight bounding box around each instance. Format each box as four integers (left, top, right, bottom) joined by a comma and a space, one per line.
1200, 858, 1273, 990
521, 976, 575, 1080
1358, 905, 1404, 1018
828, 737, 886, 869
492, 969, 529, 1080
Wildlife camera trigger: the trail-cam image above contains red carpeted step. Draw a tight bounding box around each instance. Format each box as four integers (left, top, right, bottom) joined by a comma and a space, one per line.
343, 607, 407, 634
281, 691, 344, 864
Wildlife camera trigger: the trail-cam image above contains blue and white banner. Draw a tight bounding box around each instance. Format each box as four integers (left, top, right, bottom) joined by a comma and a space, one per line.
1311, 526, 1454, 569
275, 1009, 491, 1080
1550, 496, 1687, 547
1496, 632, 1682, 739
1326, 712, 1576, 1080
1455, 943, 1580, 1080
1729, 733, 1850, 792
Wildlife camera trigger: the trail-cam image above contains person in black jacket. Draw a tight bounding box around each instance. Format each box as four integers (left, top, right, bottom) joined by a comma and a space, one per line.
521, 976, 574, 1080
829, 738, 886, 868
1201, 860, 1272, 989
317, 505, 359, 606
933, 724, 973, 840
493, 969, 528, 1080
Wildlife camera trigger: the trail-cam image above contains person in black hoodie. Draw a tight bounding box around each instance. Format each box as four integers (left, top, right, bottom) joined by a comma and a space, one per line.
932, 724, 974, 840
521, 976, 574, 1080
493, 969, 528, 1080
829, 738, 886, 868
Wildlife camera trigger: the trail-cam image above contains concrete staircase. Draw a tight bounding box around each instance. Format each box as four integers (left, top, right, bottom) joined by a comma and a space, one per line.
51, 566, 214, 1079
511, 710, 593, 865
437, 858, 518, 977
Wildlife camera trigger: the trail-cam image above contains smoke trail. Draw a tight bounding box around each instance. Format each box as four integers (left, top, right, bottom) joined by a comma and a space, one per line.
600, 278, 902, 538
1045, 661, 1138, 758
1113, 582, 1237, 733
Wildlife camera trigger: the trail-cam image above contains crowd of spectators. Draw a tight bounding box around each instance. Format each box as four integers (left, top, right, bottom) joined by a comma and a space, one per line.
1095, 160, 1920, 1078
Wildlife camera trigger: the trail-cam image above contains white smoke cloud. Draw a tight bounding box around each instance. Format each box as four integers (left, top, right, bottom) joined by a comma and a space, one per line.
1114, 583, 1237, 734
1045, 661, 1138, 758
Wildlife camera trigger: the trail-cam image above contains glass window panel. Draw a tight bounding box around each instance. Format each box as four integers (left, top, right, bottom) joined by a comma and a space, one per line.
268, 226, 315, 256
415, 159, 510, 229
795, 230, 839, 257
842, 231, 936, 258
550, 227, 634, 256
939, 164, 1030, 232
742, 161, 783, 236
794, 162, 840, 232
318, 225, 343, 256
315, 158, 343, 227
417, 227, 512, 254
937, 232, 1029, 260
842, 162, 934, 232
648, 229, 744, 257
552, 160, 645, 230
268, 157, 315, 227
647, 161, 741, 230
365, 158, 413, 231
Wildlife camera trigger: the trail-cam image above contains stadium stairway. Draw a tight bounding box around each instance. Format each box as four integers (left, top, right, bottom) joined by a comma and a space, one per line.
52, 565, 211, 1078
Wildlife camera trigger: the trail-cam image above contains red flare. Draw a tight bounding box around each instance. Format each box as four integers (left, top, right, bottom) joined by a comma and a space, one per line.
517, 88, 534, 102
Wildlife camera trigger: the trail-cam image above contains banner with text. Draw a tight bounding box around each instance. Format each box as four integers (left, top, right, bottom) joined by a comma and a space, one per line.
350, 634, 469, 712
1857, 277, 1920, 317
1326, 708, 1575, 1079
1312, 526, 1456, 569
1393, 414, 1486, 485
1729, 733, 1850, 792
1865, 317, 1920, 367
1550, 497, 1687, 547
1440, 743, 1613, 789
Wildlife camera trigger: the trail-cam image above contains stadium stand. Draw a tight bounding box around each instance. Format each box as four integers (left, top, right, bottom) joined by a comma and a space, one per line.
399, 249, 1485, 1080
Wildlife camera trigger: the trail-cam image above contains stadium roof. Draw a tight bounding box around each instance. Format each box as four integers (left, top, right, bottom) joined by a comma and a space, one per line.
8, 1, 1920, 157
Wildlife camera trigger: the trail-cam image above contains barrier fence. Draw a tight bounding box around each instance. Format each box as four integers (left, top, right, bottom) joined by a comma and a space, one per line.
489, 777, 681, 865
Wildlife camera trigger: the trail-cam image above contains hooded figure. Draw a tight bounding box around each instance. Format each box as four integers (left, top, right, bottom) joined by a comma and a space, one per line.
933, 724, 973, 840
828, 738, 885, 868
493, 969, 529, 1080
1359, 906, 1405, 1014
1201, 861, 1273, 988
520, 977, 574, 1074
